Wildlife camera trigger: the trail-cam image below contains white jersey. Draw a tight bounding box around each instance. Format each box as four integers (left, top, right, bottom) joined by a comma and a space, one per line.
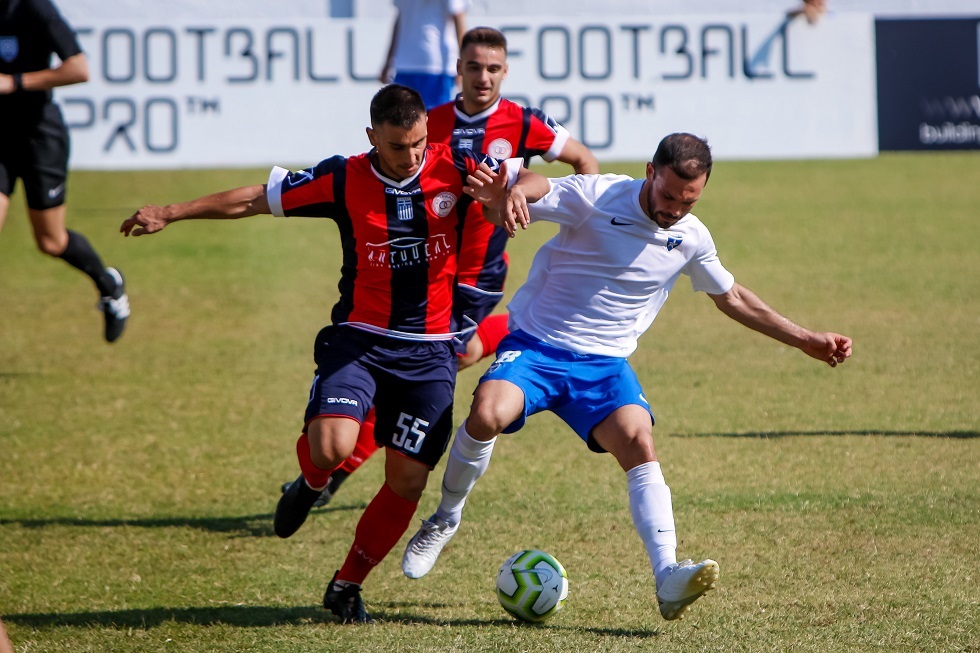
508, 174, 735, 358
393, 0, 470, 76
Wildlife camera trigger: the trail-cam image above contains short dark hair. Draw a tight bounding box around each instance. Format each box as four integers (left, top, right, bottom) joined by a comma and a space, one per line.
651, 133, 713, 182
370, 84, 426, 129
461, 26, 508, 54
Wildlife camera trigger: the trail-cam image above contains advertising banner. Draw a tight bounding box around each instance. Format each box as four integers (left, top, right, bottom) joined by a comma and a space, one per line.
59, 13, 877, 169
876, 17, 980, 150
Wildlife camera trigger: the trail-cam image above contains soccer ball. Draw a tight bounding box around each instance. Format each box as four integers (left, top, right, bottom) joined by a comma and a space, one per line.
495, 549, 569, 623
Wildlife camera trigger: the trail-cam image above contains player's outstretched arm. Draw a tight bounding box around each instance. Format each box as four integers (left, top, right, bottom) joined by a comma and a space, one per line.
709, 282, 852, 367
120, 185, 271, 237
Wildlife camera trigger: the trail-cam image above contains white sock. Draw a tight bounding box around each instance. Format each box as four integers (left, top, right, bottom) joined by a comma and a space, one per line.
434, 420, 496, 525
626, 461, 677, 589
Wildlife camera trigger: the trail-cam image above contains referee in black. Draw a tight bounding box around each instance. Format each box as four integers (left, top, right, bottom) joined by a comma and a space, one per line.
1, 0, 128, 342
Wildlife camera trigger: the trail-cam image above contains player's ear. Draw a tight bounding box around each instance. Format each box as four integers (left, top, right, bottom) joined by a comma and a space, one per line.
457, 58, 463, 76
366, 126, 377, 147
646, 161, 656, 180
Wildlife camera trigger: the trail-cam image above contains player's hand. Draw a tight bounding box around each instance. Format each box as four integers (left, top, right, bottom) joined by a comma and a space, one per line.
465, 163, 530, 237
801, 332, 852, 367
120, 205, 171, 237
788, 0, 827, 24
500, 187, 531, 237
464, 162, 503, 205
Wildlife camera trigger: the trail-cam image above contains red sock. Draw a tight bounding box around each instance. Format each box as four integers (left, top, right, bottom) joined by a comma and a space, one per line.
295, 432, 333, 489
337, 482, 418, 585
337, 408, 380, 475
476, 313, 510, 359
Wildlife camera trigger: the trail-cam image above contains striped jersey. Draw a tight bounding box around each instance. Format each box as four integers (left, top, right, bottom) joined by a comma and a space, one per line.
266, 143, 498, 340
427, 97, 570, 292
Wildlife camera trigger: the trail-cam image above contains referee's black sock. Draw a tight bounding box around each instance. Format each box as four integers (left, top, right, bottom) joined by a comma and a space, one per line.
58, 230, 119, 298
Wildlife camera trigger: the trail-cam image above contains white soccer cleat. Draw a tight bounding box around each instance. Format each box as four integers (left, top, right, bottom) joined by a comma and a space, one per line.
402, 514, 459, 579
656, 558, 720, 621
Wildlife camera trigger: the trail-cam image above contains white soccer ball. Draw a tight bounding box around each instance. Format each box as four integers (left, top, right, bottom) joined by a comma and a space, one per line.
495, 549, 569, 623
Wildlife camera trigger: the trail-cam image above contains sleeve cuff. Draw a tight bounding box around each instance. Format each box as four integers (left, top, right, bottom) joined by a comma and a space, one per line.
266, 166, 289, 217
503, 158, 523, 188
542, 125, 571, 163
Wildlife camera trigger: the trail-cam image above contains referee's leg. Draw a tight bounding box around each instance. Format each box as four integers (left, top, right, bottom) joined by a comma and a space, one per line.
29, 203, 130, 342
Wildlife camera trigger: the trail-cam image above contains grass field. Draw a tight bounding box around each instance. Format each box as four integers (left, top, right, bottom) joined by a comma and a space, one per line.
1, 153, 978, 652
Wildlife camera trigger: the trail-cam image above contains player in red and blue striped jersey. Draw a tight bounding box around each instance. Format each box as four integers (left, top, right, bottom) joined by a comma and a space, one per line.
434, 26, 598, 366
120, 84, 511, 624
304, 27, 599, 506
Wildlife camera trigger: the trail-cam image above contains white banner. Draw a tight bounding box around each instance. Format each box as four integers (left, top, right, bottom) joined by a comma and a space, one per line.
60, 13, 877, 169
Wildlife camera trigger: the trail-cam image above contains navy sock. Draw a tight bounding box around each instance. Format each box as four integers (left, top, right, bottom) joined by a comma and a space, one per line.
58, 230, 118, 297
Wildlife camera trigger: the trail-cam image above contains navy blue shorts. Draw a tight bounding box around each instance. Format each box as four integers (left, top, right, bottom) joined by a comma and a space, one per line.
480, 330, 654, 453
450, 283, 505, 356
304, 325, 457, 468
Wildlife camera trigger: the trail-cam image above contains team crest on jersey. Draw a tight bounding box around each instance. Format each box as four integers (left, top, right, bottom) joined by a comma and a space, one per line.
666, 235, 684, 251
0, 37, 18, 63
396, 196, 414, 221
486, 138, 513, 159
431, 192, 458, 218
366, 234, 452, 269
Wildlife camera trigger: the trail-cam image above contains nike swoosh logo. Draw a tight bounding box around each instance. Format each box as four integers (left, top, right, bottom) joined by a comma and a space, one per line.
657, 529, 674, 533
48, 183, 65, 198
610, 217, 630, 226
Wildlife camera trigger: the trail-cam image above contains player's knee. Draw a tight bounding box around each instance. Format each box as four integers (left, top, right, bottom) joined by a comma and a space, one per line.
595, 422, 656, 466
386, 472, 428, 501
309, 447, 341, 472
36, 232, 67, 257
307, 433, 354, 470
466, 400, 510, 440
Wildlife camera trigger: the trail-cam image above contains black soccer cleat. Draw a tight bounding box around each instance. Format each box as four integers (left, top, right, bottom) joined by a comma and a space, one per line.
280, 469, 351, 509
316, 469, 352, 507
99, 267, 129, 343
273, 475, 321, 538
323, 571, 373, 624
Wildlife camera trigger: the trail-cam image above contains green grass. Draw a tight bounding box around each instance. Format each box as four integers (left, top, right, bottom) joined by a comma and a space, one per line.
1, 153, 979, 652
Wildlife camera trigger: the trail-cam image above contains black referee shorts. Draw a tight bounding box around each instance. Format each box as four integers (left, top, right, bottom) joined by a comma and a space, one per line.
0, 102, 69, 210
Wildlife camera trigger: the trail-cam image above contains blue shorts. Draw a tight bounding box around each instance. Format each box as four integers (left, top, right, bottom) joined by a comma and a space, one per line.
480, 330, 654, 452
305, 325, 457, 468
393, 71, 455, 110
